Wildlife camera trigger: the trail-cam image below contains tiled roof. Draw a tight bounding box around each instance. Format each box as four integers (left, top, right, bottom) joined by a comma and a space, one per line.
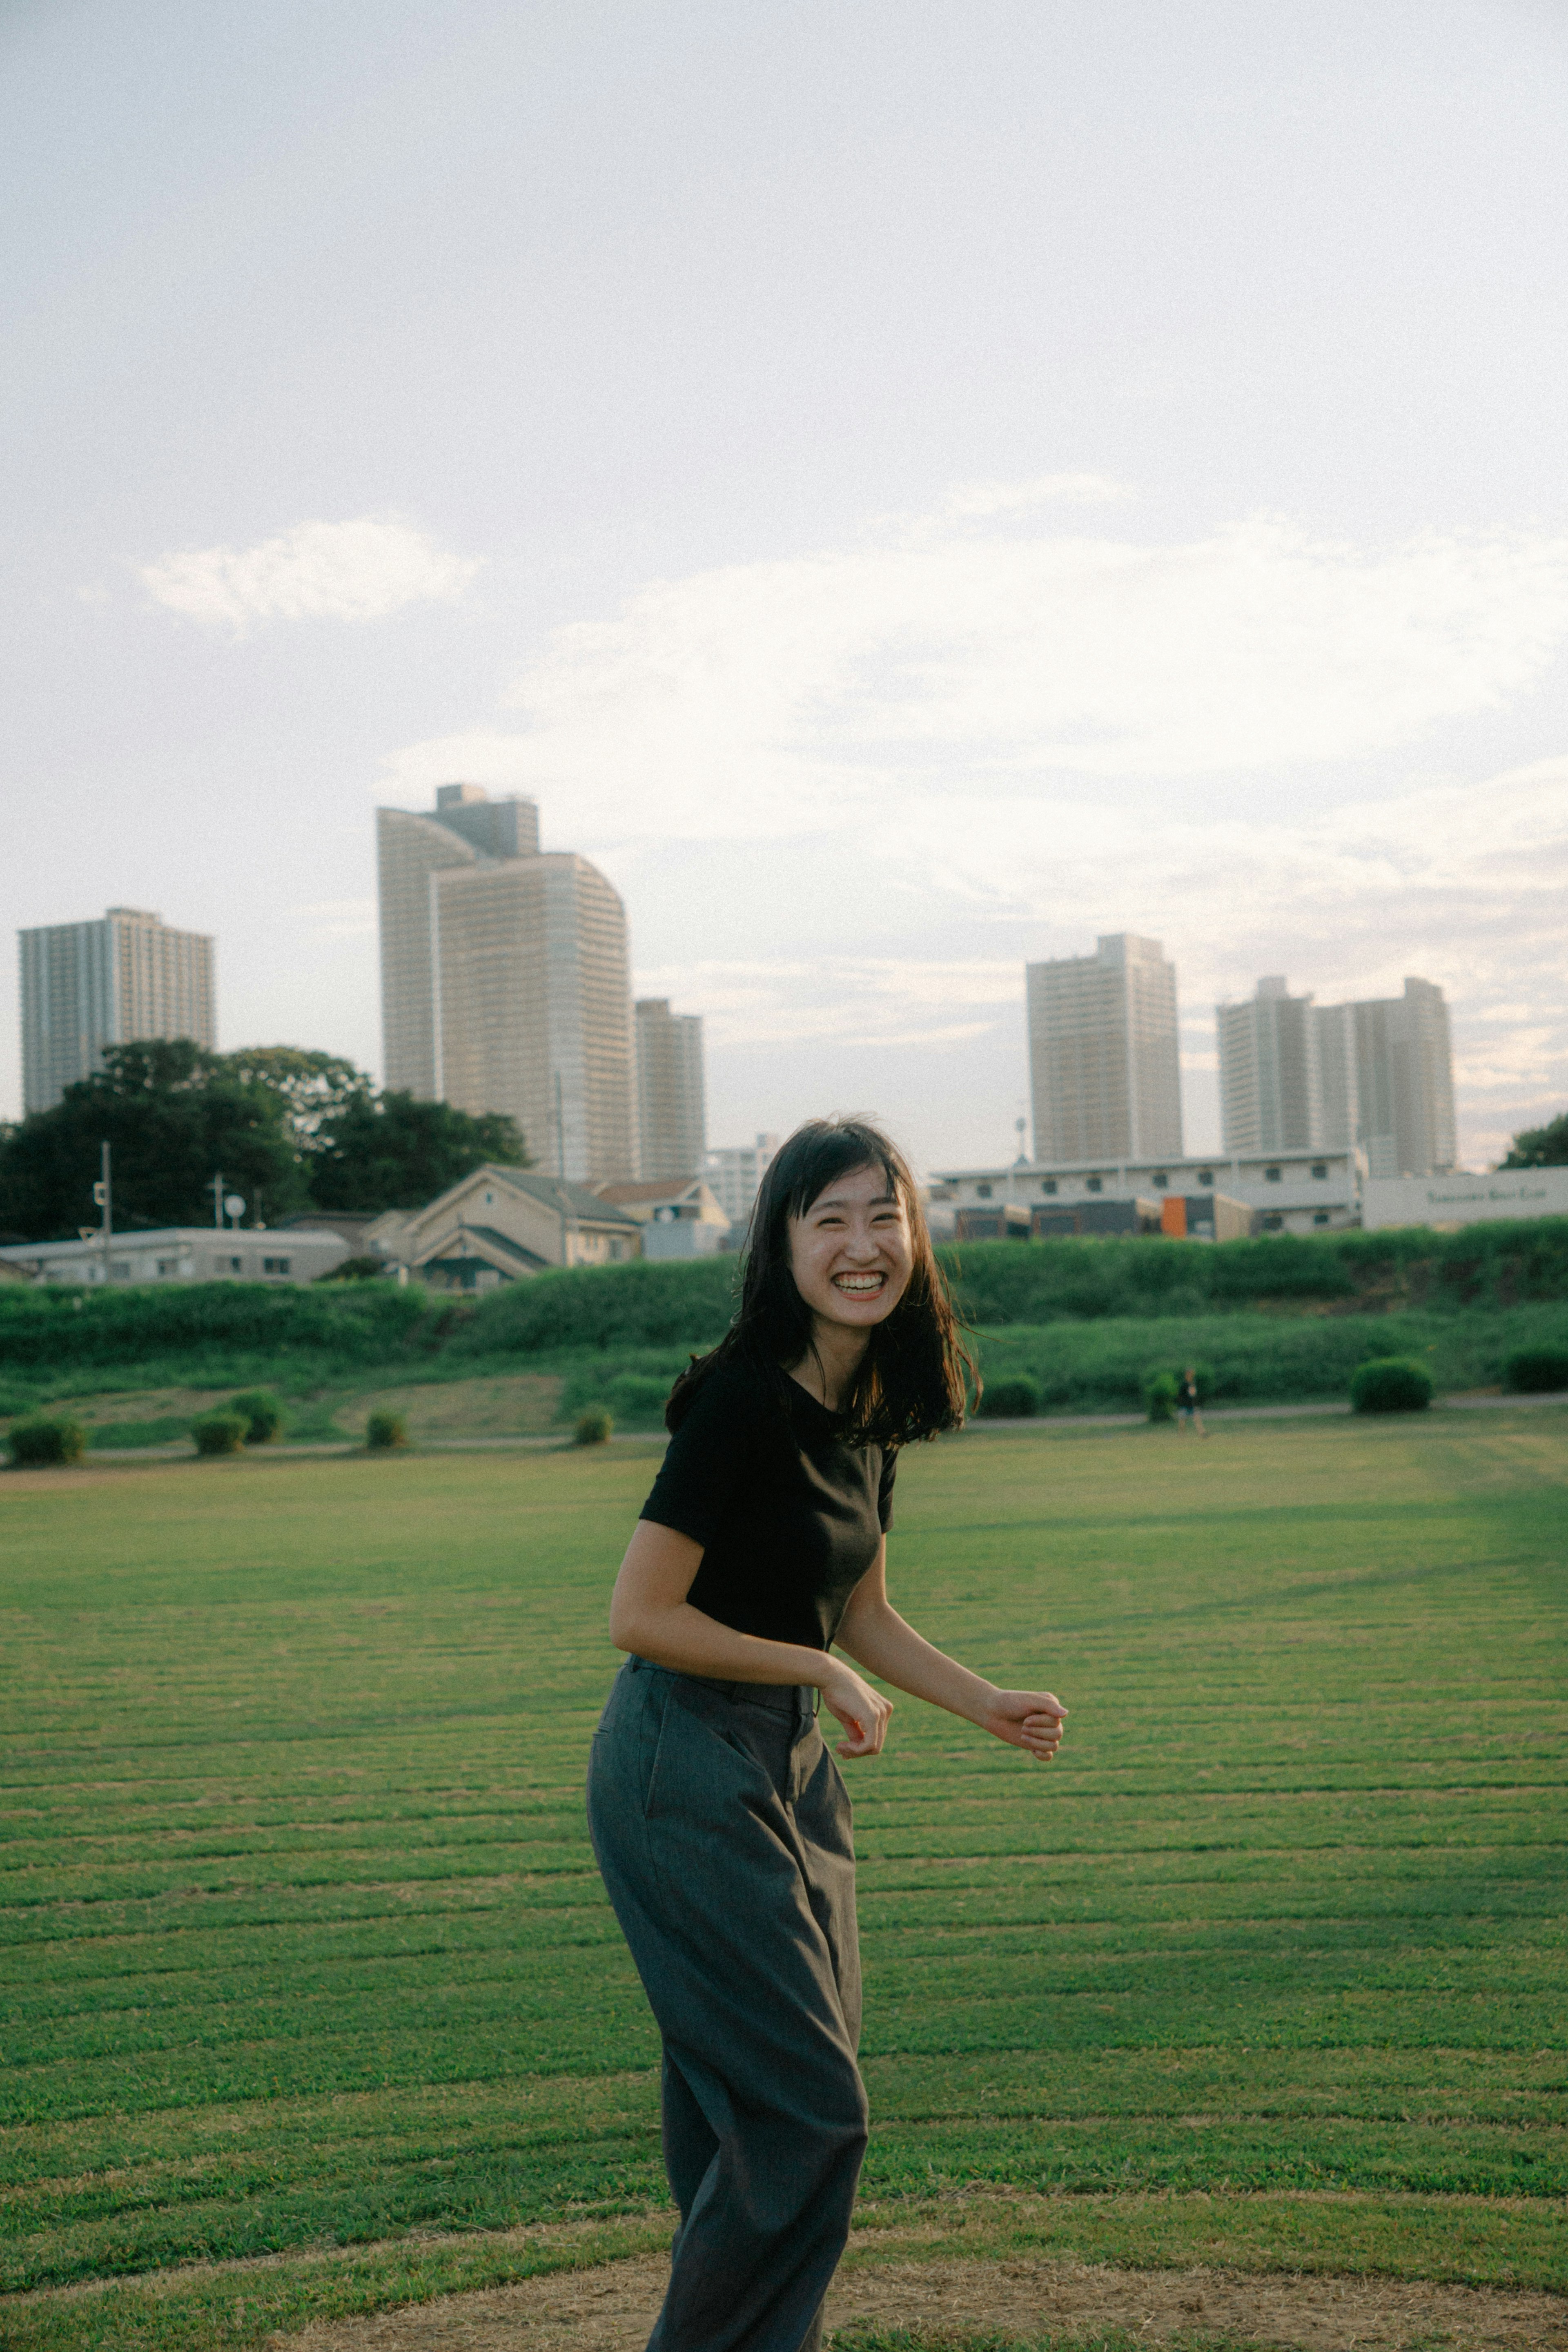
482, 1166, 641, 1224
595, 1178, 702, 1204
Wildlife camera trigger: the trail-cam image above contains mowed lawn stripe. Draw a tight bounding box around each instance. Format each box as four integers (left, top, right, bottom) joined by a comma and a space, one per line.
1, 1418, 1564, 2310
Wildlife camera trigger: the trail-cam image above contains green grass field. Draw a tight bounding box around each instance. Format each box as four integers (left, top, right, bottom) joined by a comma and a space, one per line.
2, 1413, 1566, 2350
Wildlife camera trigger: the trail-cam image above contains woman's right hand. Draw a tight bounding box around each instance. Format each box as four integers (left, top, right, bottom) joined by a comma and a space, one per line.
820, 1662, 893, 1758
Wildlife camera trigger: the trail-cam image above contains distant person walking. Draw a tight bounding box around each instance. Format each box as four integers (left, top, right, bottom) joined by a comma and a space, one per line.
1177, 1365, 1207, 1438
587, 1117, 1067, 2352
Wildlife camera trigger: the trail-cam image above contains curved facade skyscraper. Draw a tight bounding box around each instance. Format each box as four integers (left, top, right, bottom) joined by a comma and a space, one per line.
376, 785, 636, 1185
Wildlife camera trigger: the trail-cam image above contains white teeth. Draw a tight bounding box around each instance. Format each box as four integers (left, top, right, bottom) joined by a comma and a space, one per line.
835, 1275, 884, 1291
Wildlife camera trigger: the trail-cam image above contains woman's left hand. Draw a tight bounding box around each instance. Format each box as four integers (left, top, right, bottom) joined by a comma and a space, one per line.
981, 1690, 1066, 1761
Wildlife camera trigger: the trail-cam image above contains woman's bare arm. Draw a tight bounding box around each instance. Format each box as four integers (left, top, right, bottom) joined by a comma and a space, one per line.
608, 1519, 894, 1757
834, 1542, 1066, 1762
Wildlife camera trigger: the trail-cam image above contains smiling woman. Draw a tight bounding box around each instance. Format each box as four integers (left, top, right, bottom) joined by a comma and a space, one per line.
586, 1115, 1067, 2352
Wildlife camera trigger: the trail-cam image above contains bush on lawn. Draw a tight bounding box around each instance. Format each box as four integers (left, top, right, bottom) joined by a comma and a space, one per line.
1503, 1346, 1568, 1394
365, 1409, 408, 1450
1144, 1370, 1180, 1422
976, 1376, 1040, 1418
1350, 1357, 1434, 1413
574, 1406, 614, 1445
192, 1411, 248, 1456
7, 1413, 87, 1467
229, 1388, 285, 1444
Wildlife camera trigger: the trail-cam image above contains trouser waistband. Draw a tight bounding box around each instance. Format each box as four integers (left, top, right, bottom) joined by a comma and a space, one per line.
628, 1655, 818, 1716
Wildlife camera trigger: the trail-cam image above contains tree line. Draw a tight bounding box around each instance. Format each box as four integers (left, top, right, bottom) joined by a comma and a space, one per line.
0, 1042, 530, 1242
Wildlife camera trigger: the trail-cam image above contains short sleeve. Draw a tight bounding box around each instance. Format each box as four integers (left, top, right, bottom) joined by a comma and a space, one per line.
639, 1361, 766, 1551
877, 1447, 897, 1531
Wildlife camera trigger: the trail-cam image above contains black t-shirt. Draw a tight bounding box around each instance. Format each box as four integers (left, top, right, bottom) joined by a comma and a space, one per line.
639, 1353, 895, 1652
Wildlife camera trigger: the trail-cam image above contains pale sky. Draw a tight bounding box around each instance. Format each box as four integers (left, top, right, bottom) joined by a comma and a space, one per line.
5, 0, 1567, 1171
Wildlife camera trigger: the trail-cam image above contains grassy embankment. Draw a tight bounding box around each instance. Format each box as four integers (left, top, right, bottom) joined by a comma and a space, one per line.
2, 1220, 1568, 1445
2, 1412, 1565, 2350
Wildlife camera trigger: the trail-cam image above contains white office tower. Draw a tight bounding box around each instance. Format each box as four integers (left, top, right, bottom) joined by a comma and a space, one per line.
1027, 934, 1183, 1162
704, 1135, 780, 1233
1217, 978, 1323, 1154
1341, 978, 1457, 1177
376, 785, 637, 1185
20, 908, 216, 1114
635, 999, 706, 1182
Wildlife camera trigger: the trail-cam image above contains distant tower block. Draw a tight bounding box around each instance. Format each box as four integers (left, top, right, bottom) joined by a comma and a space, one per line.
635, 999, 706, 1182
20, 908, 216, 1113
376, 784, 636, 1185
1217, 977, 1322, 1154
1027, 934, 1183, 1162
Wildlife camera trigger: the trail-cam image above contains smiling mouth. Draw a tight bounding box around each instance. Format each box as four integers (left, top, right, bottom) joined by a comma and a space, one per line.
832, 1272, 887, 1295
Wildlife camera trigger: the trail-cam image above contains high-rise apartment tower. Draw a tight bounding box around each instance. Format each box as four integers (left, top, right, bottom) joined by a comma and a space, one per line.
20, 908, 216, 1113
1027, 934, 1183, 1162
634, 999, 706, 1182
1218, 972, 1457, 1175
1335, 978, 1456, 1177
376, 785, 636, 1185
1217, 977, 1322, 1154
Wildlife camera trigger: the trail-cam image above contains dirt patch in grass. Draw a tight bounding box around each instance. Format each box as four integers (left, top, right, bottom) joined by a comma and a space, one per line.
2, 1383, 238, 1428
343, 1375, 564, 1440
280, 2247, 1568, 2351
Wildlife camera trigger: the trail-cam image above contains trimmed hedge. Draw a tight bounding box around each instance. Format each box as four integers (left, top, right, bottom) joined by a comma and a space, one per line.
977, 1376, 1040, 1418
573, 1406, 614, 1445
365, 1409, 409, 1450
7, 1413, 87, 1467
1505, 1347, 1568, 1394
229, 1389, 285, 1444
191, 1411, 247, 1456
1350, 1357, 1435, 1413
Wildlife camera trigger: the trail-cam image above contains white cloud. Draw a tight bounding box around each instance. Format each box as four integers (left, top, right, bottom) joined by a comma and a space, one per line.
141, 516, 477, 632
632, 957, 1021, 1050
384, 508, 1568, 834
940, 472, 1134, 519
381, 495, 1568, 1166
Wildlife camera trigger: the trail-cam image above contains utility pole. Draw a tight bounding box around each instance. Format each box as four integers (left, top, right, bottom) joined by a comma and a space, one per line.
212, 1172, 224, 1228
93, 1141, 112, 1286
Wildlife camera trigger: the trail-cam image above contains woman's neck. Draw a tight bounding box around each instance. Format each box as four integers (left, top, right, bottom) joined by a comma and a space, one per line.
786, 1320, 870, 1412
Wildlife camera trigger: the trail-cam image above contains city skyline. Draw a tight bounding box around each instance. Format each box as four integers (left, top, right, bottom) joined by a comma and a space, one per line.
4, 7, 1567, 1170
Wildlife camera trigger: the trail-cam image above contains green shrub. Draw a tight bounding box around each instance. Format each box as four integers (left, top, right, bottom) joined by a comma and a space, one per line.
7, 1413, 87, 1467
1350, 1357, 1434, 1413
365, 1409, 409, 1450
314, 1256, 391, 1282
229, 1388, 286, 1445
573, 1405, 614, 1445
976, 1376, 1040, 1418
191, 1411, 248, 1456
1144, 1370, 1179, 1422
1504, 1347, 1568, 1393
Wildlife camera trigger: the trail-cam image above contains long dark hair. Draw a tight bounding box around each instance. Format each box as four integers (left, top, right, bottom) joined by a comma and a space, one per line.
668, 1115, 974, 1445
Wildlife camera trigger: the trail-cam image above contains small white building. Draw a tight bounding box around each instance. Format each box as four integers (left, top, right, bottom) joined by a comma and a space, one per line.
593, 1177, 731, 1259
1361, 1168, 1568, 1231
0, 1226, 352, 1286
932, 1147, 1365, 1238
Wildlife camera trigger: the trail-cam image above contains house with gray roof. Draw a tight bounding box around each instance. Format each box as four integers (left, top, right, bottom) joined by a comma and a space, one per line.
368, 1163, 641, 1292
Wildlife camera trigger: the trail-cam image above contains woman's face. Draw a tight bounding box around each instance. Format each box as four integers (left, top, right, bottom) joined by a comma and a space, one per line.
787, 1162, 915, 1335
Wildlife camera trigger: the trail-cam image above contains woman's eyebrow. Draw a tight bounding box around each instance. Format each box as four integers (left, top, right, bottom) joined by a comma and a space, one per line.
810, 1190, 898, 1213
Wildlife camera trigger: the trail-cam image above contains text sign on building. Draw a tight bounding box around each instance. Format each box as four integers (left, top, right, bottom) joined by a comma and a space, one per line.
1361, 1169, 1568, 1230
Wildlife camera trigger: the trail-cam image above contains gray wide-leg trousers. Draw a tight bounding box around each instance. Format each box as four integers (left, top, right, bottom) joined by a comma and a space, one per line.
587, 1656, 869, 2352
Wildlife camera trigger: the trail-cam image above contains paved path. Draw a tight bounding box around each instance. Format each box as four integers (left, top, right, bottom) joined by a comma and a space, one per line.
76, 1387, 1568, 1461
